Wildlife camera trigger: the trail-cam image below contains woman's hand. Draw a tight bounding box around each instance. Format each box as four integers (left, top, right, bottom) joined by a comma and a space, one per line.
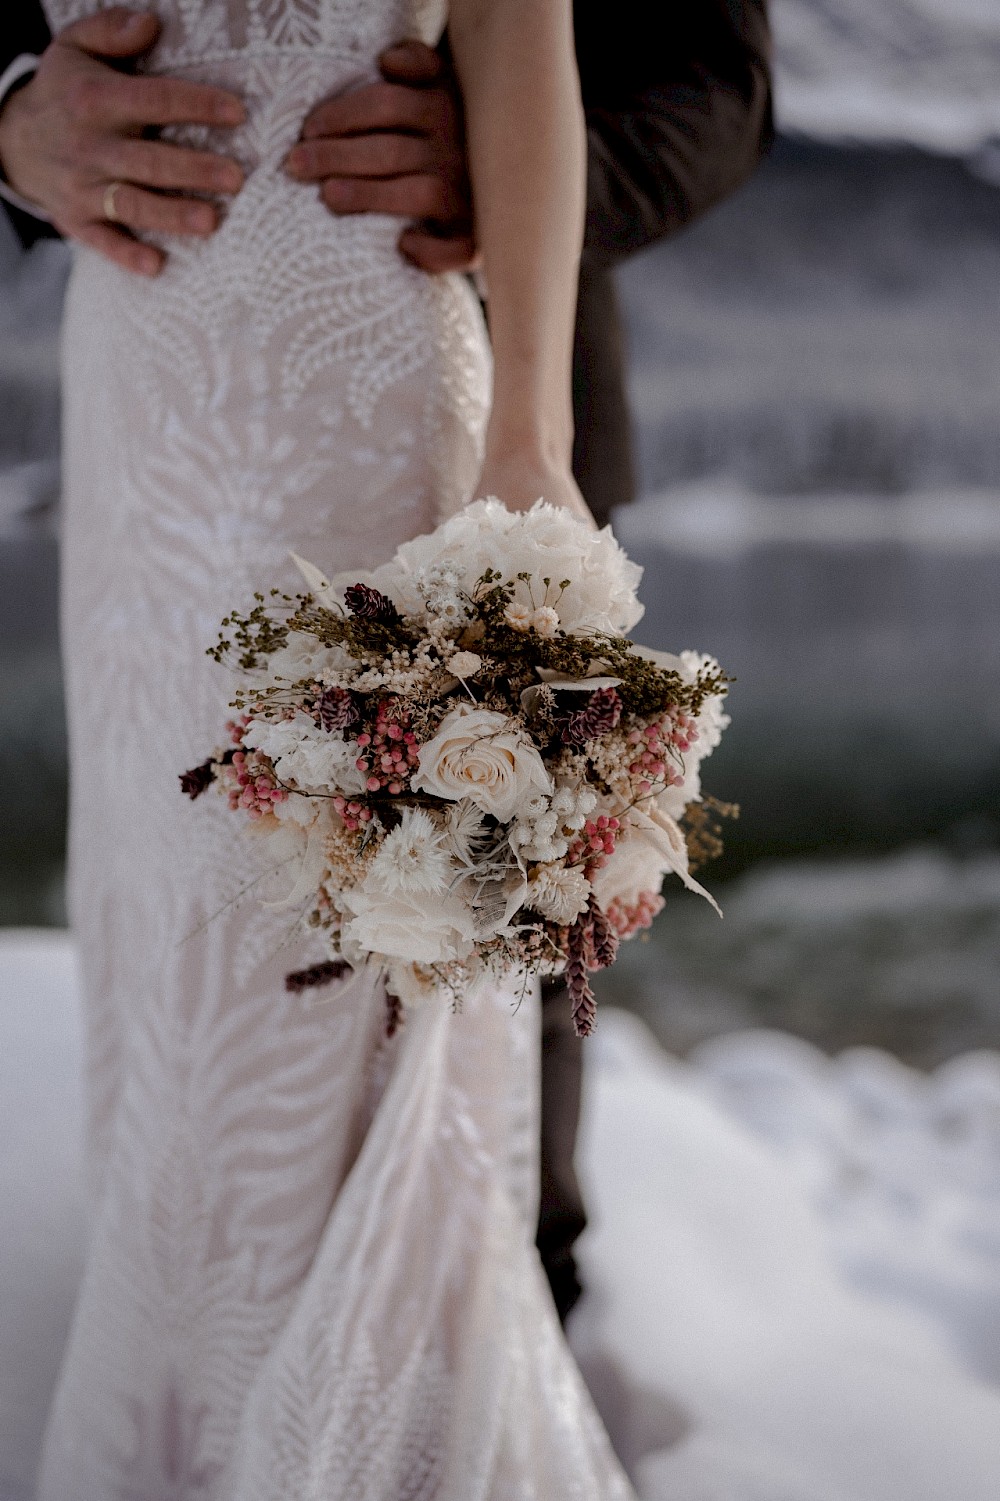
473, 449, 596, 528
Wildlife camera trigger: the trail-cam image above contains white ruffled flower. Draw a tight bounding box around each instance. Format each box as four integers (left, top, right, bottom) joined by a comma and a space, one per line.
530, 606, 560, 637
263, 631, 354, 687
368, 808, 452, 896
527, 864, 591, 925
346, 500, 643, 636
339, 884, 476, 966
243, 713, 366, 796
412, 706, 552, 823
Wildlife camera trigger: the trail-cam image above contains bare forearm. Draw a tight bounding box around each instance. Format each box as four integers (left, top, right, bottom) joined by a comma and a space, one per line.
449, 0, 585, 469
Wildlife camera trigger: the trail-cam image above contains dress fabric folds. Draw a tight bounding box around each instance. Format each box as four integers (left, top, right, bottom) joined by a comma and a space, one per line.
38, 1, 634, 1495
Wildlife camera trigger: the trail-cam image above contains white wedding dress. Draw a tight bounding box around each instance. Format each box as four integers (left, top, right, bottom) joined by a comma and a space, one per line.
38, 2, 634, 1497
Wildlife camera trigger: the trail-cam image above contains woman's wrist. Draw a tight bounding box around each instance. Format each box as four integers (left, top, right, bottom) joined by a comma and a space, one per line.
483, 405, 574, 475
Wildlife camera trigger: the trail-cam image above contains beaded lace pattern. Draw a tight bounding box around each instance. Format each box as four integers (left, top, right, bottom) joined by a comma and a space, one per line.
36, 2, 634, 1496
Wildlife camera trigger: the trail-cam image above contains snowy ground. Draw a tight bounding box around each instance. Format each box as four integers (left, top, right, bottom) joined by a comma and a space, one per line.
3, 934, 1000, 1501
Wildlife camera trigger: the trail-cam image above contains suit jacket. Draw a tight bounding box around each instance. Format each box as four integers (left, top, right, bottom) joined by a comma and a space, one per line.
0, 2, 772, 518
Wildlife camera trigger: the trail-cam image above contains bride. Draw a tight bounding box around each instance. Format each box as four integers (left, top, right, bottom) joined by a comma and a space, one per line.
24, 0, 633, 1495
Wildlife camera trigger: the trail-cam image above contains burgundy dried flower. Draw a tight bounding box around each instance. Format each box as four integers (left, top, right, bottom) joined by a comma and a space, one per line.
179, 759, 216, 800
285, 960, 350, 994
344, 582, 398, 622
587, 895, 619, 971
561, 686, 622, 746
316, 686, 359, 732
566, 918, 598, 1037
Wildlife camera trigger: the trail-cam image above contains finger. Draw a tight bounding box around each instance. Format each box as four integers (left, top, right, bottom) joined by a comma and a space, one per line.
57, 7, 161, 61
102, 137, 244, 195
301, 82, 437, 142
288, 132, 433, 182
377, 40, 445, 85
321, 173, 446, 219
70, 70, 245, 131
398, 225, 477, 274
67, 218, 164, 277
95, 181, 220, 237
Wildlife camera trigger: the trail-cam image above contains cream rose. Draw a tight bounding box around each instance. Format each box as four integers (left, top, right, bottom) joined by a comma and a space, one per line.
412, 707, 552, 822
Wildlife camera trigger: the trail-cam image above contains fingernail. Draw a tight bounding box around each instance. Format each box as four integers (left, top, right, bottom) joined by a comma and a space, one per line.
138, 250, 160, 276
117, 9, 151, 31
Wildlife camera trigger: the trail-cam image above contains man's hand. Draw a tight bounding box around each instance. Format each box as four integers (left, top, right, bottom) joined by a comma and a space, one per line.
287, 40, 476, 275
0, 7, 245, 276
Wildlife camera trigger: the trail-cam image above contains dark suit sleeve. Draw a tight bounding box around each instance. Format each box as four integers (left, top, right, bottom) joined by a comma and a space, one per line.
578, 0, 773, 266
0, 3, 59, 248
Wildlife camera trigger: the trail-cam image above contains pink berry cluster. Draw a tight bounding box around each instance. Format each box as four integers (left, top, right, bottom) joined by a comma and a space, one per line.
354, 698, 420, 796
626, 710, 698, 794
332, 797, 374, 832
568, 814, 620, 871
606, 890, 665, 939
227, 748, 288, 819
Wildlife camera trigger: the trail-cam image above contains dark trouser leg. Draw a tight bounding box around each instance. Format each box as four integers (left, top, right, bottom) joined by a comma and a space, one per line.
537, 975, 587, 1323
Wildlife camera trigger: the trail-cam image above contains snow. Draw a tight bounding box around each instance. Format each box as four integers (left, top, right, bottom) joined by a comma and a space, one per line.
574, 1014, 1000, 1498
3, 933, 1000, 1500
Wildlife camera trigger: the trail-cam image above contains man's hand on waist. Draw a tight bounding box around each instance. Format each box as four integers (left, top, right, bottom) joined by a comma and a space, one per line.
0, 6, 245, 277
287, 39, 477, 276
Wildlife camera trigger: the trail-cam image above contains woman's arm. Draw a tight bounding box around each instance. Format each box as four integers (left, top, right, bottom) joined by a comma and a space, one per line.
448, 0, 591, 520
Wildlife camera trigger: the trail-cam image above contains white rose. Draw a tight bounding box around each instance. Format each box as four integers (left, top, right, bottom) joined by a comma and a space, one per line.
412, 707, 552, 823
340, 885, 477, 965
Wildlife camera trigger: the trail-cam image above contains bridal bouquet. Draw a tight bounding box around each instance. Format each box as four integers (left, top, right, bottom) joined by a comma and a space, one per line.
181, 501, 732, 1034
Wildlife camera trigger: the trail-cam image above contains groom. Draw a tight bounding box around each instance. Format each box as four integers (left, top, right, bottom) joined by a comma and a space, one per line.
0, 1, 772, 1323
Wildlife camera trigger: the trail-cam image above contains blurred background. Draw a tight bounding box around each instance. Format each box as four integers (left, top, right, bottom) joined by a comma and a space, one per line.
2, 0, 999, 1068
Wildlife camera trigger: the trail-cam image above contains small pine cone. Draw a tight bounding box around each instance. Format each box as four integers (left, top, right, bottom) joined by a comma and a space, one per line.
385, 990, 404, 1039
316, 686, 359, 732
587, 895, 619, 970
179, 759, 216, 800
285, 960, 349, 994
561, 686, 622, 746
344, 582, 398, 622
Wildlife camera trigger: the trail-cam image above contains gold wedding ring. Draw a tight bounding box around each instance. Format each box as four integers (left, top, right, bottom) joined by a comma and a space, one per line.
103, 181, 125, 223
